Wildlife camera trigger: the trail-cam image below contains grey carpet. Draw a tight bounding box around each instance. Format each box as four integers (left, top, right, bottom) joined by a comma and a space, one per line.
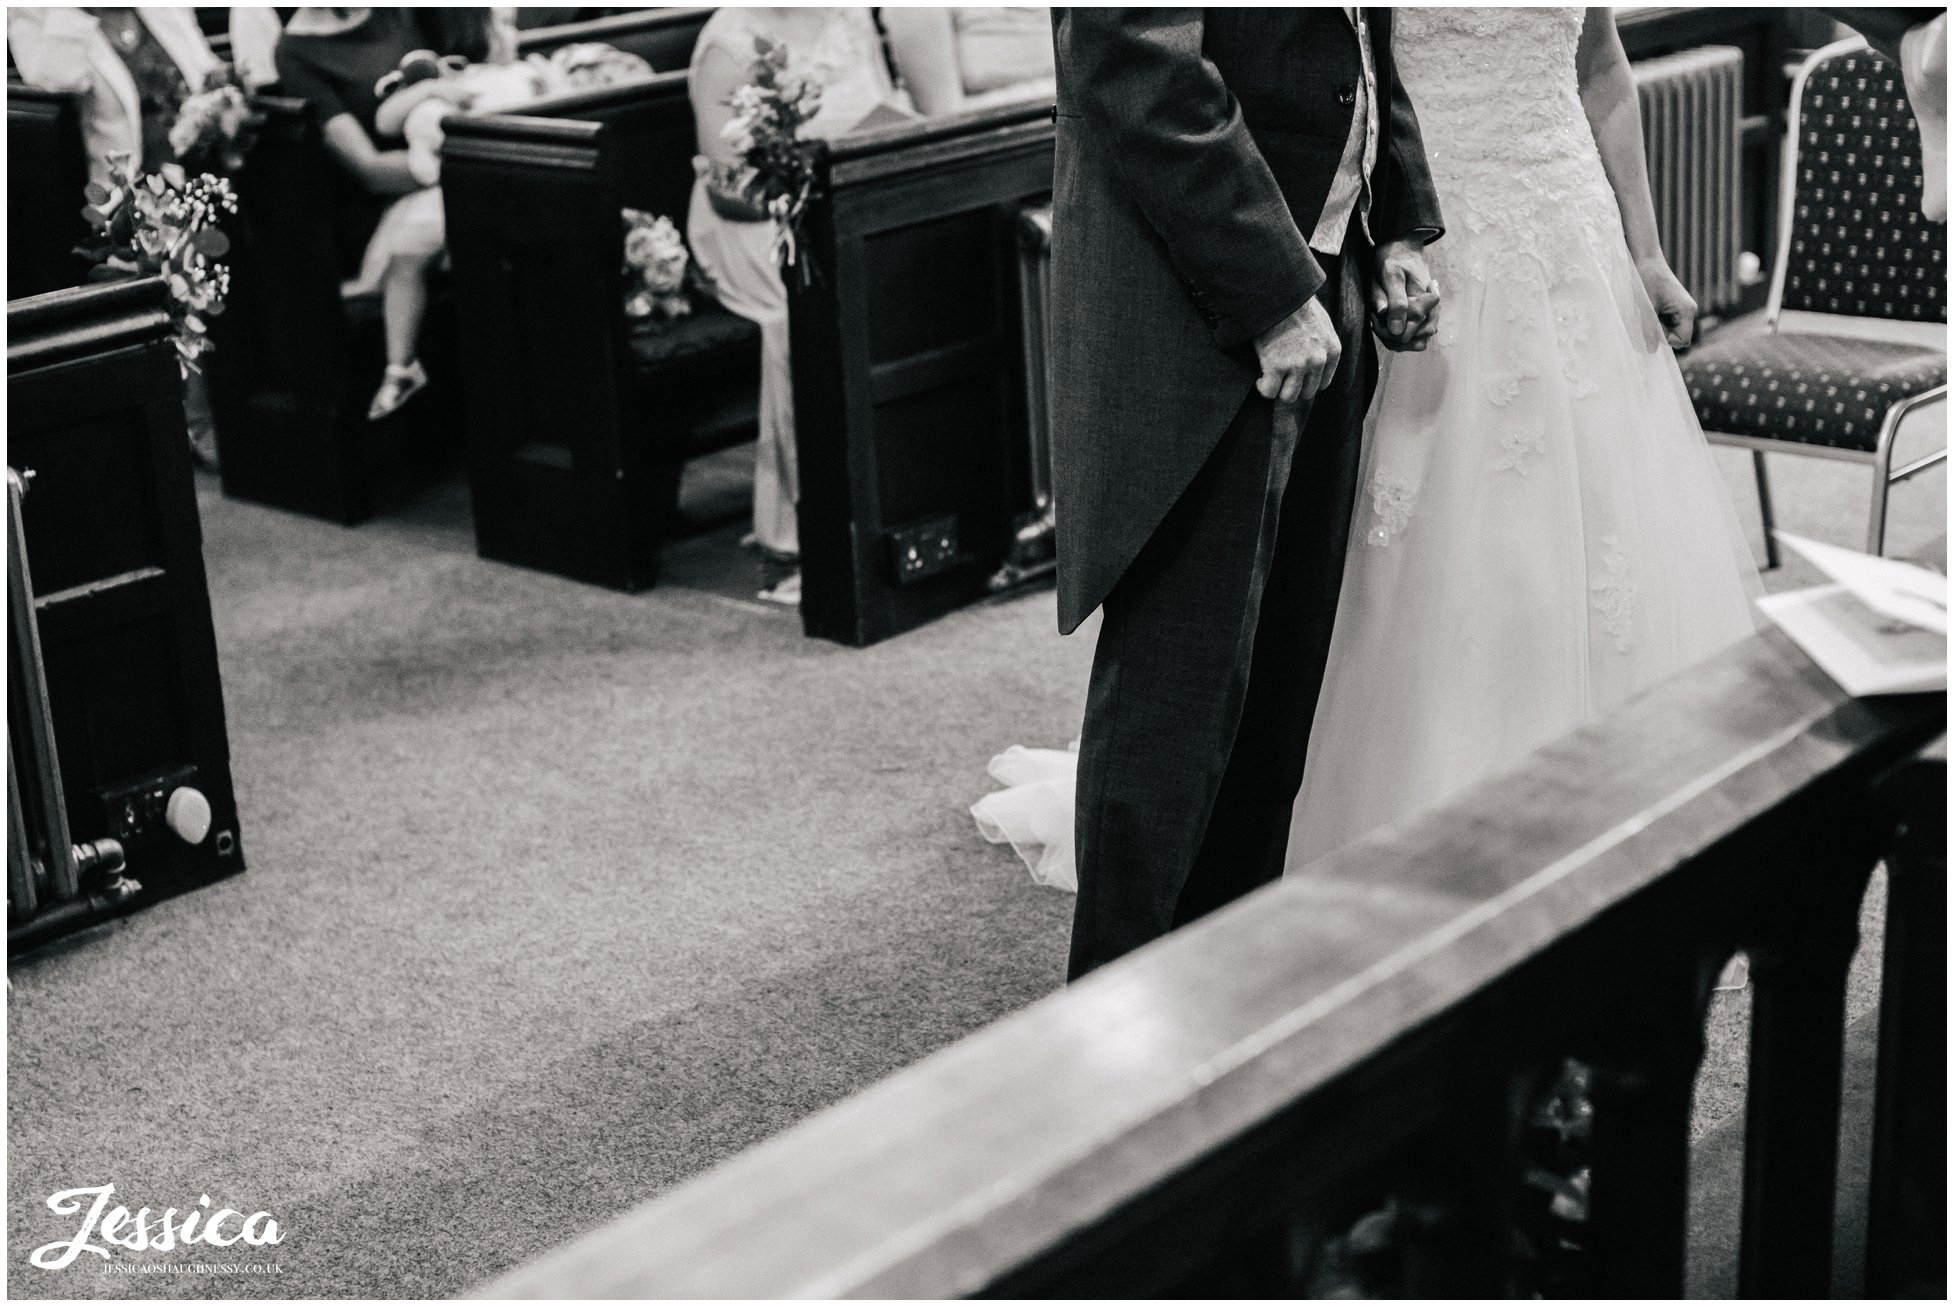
6, 427, 1940, 1297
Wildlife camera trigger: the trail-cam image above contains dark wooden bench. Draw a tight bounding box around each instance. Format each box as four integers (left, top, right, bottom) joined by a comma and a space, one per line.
205, 7, 710, 526
442, 69, 761, 590
517, 7, 712, 70
790, 102, 1054, 646
8, 278, 244, 953
204, 90, 468, 524
477, 621, 1945, 1298
6, 80, 90, 299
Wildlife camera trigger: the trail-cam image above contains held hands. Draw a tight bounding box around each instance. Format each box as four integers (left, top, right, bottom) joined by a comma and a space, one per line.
1636, 255, 1697, 348
1254, 297, 1342, 407
1371, 239, 1439, 352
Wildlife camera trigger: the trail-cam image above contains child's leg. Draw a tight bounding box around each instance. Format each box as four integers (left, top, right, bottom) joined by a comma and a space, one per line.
382, 249, 436, 367
370, 251, 436, 420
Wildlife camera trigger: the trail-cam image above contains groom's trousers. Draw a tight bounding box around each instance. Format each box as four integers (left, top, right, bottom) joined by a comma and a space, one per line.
1068, 239, 1376, 981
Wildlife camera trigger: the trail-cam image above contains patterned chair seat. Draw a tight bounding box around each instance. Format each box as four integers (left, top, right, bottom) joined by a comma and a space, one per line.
1680, 332, 1945, 452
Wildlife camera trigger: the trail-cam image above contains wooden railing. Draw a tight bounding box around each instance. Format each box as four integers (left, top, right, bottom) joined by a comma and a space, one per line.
475, 620, 1944, 1298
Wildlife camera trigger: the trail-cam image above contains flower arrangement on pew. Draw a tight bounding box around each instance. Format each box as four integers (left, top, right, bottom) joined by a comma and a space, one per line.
169, 72, 263, 175
76, 156, 236, 375
717, 36, 825, 287
621, 209, 695, 324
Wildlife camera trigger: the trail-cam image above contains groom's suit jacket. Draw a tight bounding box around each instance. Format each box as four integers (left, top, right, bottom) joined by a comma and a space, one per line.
1048, 8, 1443, 634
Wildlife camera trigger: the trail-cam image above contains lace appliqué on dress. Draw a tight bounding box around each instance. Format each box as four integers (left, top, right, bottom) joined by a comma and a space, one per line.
1495, 421, 1547, 475
1589, 534, 1637, 653
1556, 299, 1600, 399
1366, 472, 1416, 547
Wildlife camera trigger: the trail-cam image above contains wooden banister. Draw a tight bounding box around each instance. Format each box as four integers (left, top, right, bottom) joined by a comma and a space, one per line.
476, 624, 1943, 1298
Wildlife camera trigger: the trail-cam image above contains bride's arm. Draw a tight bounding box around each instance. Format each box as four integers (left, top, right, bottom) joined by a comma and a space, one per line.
1576, 7, 1696, 346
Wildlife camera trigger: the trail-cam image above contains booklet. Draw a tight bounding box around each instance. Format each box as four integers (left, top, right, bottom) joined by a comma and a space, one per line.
1755, 533, 1947, 697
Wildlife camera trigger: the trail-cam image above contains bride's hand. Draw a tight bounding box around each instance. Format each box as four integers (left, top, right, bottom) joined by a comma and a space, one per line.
1636, 255, 1697, 348
1371, 239, 1440, 352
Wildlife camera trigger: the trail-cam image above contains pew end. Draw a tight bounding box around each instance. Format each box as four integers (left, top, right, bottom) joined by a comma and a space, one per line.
7, 81, 90, 299
790, 103, 1056, 646
206, 95, 467, 525
443, 73, 760, 592
8, 279, 245, 952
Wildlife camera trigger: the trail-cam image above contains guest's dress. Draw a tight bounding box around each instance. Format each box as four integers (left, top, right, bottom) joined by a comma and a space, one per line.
685, 8, 907, 559
274, 8, 441, 296
7, 7, 219, 186
974, 7, 1761, 888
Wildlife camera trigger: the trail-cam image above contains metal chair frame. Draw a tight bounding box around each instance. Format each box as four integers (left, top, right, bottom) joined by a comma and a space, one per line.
1700, 36, 1947, 564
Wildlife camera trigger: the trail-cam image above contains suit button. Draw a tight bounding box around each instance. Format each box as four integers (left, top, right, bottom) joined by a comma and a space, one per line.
1338, 84, 1357, 106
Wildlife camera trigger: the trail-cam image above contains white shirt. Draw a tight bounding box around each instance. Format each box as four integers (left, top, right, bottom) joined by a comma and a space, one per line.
1308, 7, 1380, 255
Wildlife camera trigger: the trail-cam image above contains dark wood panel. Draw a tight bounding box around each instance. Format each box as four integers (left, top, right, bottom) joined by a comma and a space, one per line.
442, 71, 761, 591
205, 95, 465, 524
793, 107, 1053, 646
9, 280, 243, 944
7, 82, 89, 299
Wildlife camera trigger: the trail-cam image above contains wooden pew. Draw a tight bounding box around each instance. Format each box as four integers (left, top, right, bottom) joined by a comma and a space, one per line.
442, 71, 761, 590
516, 7, 711, 72
204, 92, 467, 524
8, 278, 244, 953
205, 8, 710, 526
478, 622, 1944, 1297
790, 103, 1054, 646
6, 81, 89, 298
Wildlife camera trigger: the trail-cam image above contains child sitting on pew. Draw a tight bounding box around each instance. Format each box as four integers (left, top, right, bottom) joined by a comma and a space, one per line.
274, 7, 520, 422
686, 7, 917, 606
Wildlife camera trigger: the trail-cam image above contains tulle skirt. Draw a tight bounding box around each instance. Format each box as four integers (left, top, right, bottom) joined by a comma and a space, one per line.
1283, 223, 1761, 871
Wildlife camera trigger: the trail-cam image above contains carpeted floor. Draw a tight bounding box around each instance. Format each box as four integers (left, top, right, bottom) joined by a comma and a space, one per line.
6, 426, 1942, 1297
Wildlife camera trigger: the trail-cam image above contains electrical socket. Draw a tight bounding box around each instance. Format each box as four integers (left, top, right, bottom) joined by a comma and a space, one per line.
98, 766, 199, 847
888, 516, 962, 586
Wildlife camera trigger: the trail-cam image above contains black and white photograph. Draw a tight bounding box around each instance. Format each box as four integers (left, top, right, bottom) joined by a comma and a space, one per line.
4, 3, 1946, 1299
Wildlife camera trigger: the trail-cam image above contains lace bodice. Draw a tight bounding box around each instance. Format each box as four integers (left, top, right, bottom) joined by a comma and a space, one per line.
1393, 8, 1623, 292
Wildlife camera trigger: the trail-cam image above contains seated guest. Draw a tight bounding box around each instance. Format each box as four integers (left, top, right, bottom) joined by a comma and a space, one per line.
687, 7, 916, 604
7, 7, 222, 188
881, 7, 1055, 117
274, 8, 508, 421
8, 7, 245, 467
227, 6, 285, 90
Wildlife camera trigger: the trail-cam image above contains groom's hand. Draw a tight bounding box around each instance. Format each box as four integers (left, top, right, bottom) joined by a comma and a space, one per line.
1253, 297, 1342, 407
1372, 239, 1440, 352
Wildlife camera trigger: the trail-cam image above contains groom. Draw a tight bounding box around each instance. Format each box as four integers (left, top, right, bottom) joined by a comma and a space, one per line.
1051, 9, 1444, 979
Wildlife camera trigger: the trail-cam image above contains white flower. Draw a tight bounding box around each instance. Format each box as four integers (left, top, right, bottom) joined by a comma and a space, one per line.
623, 225, 660, 269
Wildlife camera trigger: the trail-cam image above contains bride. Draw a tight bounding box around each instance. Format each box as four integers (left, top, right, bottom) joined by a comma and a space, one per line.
974, 7, 1760, 891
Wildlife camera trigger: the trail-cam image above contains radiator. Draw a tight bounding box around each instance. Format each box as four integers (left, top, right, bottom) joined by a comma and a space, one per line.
1633, 44, 1745, 317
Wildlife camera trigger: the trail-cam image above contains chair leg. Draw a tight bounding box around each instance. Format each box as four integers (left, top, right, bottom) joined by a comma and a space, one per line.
1752, 451, 1781, 570
1868, 451, 1894, 557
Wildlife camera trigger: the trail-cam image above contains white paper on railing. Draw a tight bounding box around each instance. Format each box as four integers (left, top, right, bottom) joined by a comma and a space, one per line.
1774, 531, 1947, 634
1756, 534, 1946, 696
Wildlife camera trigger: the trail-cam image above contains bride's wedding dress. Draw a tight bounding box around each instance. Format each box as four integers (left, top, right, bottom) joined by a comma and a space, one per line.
973, 7, 1760, 887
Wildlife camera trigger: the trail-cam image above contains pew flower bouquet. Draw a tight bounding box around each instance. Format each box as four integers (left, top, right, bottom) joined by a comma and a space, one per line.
170, 72, 262, 175
76, 157, 236, 374
621, 209, 694, 323
718, 35, 825, 286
